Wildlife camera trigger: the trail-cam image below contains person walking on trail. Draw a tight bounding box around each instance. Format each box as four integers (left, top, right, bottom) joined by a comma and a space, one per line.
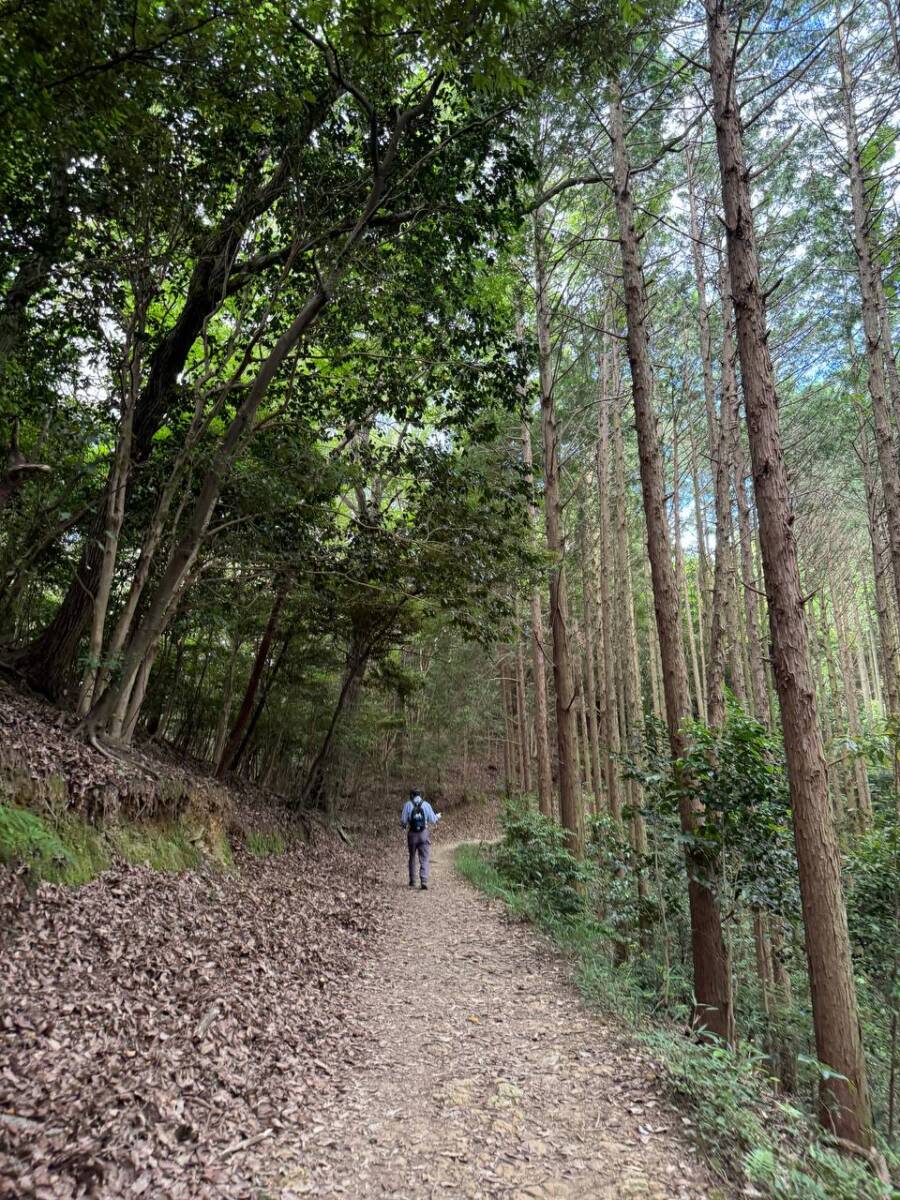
401, 790, 440, 890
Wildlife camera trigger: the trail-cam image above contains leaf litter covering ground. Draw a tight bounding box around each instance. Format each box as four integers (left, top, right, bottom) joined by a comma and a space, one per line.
2, 798, 719, 1200
1, 841, 386, 1199
0, 682, 229, 822
274, 838, 720, 1200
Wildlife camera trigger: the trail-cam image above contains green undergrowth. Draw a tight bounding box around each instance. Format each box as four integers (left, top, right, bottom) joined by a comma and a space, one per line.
455, 841, 897, 1200
245, 830, 287, 858
0, 801, 259, 885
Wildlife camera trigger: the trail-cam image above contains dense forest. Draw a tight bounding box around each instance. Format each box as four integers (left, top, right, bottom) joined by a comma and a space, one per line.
2, 0, 900, 1193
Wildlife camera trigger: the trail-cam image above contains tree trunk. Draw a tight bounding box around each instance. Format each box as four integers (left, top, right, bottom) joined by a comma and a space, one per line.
522, 420, 555, 817
610, 79, 731, 1042
217, 584, 287, 777
734, 442, 770, 725
837, 18, 900, 630
861, 425, 900, 716
230, 625, 294, 775
514, 618, 533, 795
14, 101, 339, 700
579, 506, 604, 812
687, 425, 711, 680
706, 261, 743, 727
76, 318, 143, 715
830, 573, 872, 829
707, 0, 873, 1144
212, 630, 243, 767
596, 354, 623, 823
499, 646, 516, 794
300, 643, 368, 814
672, 416, 706, 721
85, 283, 332, 737
533, 212, 581, 849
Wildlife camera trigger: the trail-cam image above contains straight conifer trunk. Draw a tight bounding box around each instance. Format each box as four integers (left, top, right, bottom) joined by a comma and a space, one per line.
837, 18, 900, 628
579, 507, 604, 813
860, 417, 900, 718
514, 621, 533, 795
706, 273, 738, 728
521, 420, 555, 817
706, 0, 873, 1145
609, 80, 731, 1042
596, 358, 623, 823
533, 213, 581, 849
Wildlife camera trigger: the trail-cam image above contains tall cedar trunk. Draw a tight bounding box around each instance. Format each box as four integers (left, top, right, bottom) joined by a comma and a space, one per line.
579, 508, 604, 812
514, 619, 533, 795
644, 550, 665, 720
707, 265, 739, 727
672, 417, 707, 720
830, 573, 872, 828
854, 606, 873, 715
522, 420, 554, 816
861, 426, 900, 715
687, 426, 711, 678
499, 650, 513, 792
706, 0, 873, 1144
216, 584, 287, 777
612, 379, 642, 748
734, 441, 771, 724
863, 602, 884, 715
533, 213, 581, 848
685, 144, 719, 459
819, 594, 849, 820
596, 358, 623, 823
873, 247, 900, 432
610, 80, 732, 1041
837, 20, 900, 629
574, 629, 593, 798
611, 384, 651, 938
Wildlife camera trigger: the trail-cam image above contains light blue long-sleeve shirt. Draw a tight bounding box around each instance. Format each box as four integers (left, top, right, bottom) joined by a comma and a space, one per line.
401, 797, 438, 829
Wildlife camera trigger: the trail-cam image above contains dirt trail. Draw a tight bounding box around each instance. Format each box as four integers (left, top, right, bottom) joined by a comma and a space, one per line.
272, 839, 721, 1200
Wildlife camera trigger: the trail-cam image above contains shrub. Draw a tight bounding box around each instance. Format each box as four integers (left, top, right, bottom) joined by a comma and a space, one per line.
493, 798, 594, 917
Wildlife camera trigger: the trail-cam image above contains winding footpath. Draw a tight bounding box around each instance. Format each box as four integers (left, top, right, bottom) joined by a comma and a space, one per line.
272, 840, 722, 1200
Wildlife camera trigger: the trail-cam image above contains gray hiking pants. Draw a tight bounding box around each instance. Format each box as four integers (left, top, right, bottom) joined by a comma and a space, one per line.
407, 830, 430, 885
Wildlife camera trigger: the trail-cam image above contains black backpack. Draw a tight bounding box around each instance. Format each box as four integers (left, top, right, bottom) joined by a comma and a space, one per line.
409, 798, 426, 833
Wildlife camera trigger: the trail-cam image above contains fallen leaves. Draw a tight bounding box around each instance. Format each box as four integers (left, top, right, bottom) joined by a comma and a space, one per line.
0, 838, 387, 1198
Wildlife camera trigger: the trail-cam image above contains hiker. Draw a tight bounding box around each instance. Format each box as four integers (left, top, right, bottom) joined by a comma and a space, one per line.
401, 790, 440, 890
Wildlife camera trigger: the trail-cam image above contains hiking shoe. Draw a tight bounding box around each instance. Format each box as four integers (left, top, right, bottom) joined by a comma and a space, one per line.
408, 881, 415, 888
420, 883, 428, 890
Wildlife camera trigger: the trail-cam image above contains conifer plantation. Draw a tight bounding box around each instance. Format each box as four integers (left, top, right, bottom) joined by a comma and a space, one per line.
2, 1, 900, 1197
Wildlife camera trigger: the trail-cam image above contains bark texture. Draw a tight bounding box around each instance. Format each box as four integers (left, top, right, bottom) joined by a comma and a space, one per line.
522, 420, 555, 817
533, 213, 581, 849
707, 0, 873, 1144
610, 80, 731, 1042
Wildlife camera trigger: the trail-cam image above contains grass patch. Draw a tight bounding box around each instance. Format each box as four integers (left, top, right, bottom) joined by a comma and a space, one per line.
0, 802, 232, 885
456, 841, 895, 1200
109, 822, 203, 872
246, 830, 287, 858
0, 803, 108, 884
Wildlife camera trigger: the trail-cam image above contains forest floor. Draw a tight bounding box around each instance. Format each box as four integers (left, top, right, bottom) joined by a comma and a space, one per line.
269, 835, 720, 1200
1, 695, 722, 1200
